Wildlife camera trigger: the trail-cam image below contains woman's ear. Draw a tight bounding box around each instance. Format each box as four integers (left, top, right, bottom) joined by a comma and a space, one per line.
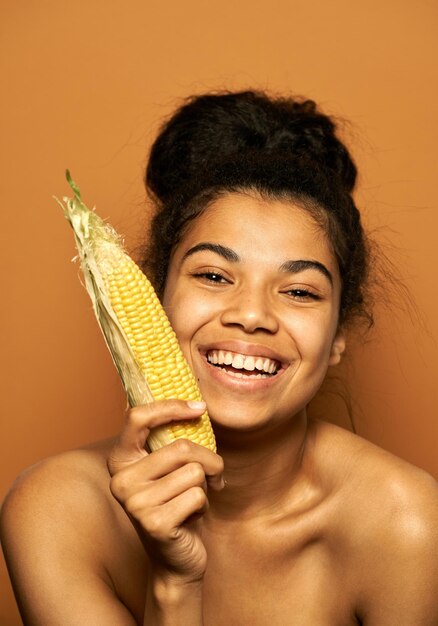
329, 329, 346, 366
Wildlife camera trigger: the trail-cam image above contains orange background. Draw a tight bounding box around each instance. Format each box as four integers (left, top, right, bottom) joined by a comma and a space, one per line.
1, 1, 437, 623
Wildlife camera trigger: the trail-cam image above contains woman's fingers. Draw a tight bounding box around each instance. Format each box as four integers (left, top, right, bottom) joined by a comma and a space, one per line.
106, 399, 222, 580
136, 438, 224, 488
107, 400, 207, 474
126, 485, 208, 541
148, 487, 209, 539
109, 439, 224, 503
152, 462, 208, 504
112, 461, 206, 508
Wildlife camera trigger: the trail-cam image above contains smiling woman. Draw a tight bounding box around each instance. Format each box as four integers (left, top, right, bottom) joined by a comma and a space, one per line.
161, 195, 344, 437
1, 91, 438, 626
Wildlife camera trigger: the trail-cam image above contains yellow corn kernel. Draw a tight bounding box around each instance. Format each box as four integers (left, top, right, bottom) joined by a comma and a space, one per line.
57, 172, 216, 453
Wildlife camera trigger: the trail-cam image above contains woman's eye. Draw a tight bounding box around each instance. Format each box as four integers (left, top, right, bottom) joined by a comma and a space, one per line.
193, 271, 228, 284
284, 288, 320, 301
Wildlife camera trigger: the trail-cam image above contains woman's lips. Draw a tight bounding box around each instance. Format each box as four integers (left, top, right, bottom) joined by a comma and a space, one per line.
198, 340, 288, 365
197, 341, 289, 390
206, 349, 279, 374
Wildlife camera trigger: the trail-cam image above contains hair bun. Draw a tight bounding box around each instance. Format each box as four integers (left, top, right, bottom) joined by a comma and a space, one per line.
146, 90, 357, 202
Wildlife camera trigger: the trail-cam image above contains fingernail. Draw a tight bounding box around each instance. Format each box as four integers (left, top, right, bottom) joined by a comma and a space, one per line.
187, 400, 206, 410
209, 476, 226, 491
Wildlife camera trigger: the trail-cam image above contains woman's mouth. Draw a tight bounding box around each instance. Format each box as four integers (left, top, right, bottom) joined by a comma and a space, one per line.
206, 349, 280, 379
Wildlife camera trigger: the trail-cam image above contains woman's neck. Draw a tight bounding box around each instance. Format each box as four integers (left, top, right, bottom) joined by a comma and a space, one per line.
207, 410, 319, 521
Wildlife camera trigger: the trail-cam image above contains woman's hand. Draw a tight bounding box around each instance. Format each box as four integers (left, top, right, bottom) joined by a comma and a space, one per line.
107, 400, 224, 585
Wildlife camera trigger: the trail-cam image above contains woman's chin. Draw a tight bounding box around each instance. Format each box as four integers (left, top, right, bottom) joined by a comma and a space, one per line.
206, 401, 306, 446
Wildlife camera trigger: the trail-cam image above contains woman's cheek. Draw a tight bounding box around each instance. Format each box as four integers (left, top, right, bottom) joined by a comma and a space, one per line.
289, 311, 337, 365
165, 289, 216, 342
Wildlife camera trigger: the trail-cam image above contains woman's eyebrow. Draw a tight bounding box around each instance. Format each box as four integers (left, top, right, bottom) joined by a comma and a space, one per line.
182, 244, 333, 285
279, 259, 333, 285
182, 242, 240, 263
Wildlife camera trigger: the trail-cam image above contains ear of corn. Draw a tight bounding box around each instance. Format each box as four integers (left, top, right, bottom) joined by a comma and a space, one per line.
56, 171, 216, 453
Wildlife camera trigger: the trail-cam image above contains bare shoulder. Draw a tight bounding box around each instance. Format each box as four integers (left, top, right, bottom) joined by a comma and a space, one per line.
0, 439, 120, 566
1, 439, 115, 525
315, 420, 438, 532
314, 420, 438, 623
0, 440, 143, 624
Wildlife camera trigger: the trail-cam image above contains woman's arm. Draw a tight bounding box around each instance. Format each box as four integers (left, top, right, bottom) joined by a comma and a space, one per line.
1, 401, 224, 625
107, 400, 224, 625
356, 471, 438, 625
1, 452, 139, 625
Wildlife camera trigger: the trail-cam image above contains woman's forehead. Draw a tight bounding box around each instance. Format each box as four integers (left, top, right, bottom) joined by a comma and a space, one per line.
177, 192, 337, 269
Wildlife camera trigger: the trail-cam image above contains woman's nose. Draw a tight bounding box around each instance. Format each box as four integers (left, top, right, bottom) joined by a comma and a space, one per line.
219, 289, 279, 334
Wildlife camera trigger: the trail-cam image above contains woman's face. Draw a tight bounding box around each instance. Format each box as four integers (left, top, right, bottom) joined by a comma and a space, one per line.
163, 192, 345, 433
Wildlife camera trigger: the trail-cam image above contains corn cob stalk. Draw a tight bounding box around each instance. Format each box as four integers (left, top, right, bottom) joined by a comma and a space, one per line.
56, 171, 216, 452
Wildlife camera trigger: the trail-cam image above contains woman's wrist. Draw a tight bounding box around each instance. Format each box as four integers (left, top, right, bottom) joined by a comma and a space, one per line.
152, 572, 204, 605
145, 571, 204, 625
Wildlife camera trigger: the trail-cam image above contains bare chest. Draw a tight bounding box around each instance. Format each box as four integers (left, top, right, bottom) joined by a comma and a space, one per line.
110, 515, 360, 626
199, 525, 359, 626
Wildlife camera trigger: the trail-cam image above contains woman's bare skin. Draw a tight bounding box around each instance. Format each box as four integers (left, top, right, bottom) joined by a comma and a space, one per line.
2, 419, 437, 625
2, 194, 438, 625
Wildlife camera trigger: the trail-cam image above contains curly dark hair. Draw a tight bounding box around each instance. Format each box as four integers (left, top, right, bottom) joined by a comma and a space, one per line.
142, 90, 371, 327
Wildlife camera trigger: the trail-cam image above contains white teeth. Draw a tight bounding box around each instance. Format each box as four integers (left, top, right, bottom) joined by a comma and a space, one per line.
224, 351, 233, 365
207, 350, 279, 374
263, 359, 271, 373
243, 356, 255, 371
217, 370, 267, 380
243, 356, 254, 372
232, 354, 245, 369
